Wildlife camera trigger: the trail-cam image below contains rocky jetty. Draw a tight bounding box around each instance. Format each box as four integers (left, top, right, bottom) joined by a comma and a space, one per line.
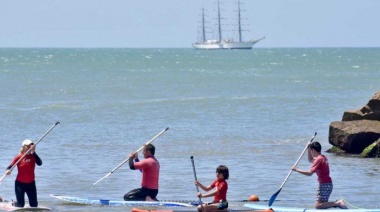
328, 91, 380, 157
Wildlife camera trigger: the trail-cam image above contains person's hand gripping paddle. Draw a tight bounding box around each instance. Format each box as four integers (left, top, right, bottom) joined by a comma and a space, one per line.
268, 132, 317, 207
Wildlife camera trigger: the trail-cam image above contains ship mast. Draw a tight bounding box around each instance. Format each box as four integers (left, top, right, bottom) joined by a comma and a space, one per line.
201, 8, 206, 42
217, 0, 222, 42
238, 0, 242, 42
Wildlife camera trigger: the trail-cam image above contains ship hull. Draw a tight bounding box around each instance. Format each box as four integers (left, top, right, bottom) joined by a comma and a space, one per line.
222, 42, 254, 49
193, 37, 265, 50
192, 43, 223, 50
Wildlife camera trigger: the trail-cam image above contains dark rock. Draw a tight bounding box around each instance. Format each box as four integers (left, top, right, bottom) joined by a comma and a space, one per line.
329, 91, 380, 157
342, 91, 380, 121
329, 120, 380, 154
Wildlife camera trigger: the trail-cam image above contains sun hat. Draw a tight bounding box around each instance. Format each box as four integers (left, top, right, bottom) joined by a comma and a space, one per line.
22, 139, 33, 146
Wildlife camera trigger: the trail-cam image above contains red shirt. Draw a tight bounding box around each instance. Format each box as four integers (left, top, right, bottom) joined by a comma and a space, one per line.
10, 154, 37, 183
310, 155, 332, 184
134, 156, 160, 189
211, 179, 228, 202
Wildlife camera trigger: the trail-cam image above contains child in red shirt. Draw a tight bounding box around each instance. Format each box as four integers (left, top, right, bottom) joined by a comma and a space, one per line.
195, 165, 229, 212
292, 141, 347, 209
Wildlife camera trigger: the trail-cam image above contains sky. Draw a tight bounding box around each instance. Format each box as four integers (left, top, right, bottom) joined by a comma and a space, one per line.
1, 0, 380, 48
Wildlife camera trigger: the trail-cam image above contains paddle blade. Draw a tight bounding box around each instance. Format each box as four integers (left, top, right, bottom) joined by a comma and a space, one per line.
268, 188, 282, 207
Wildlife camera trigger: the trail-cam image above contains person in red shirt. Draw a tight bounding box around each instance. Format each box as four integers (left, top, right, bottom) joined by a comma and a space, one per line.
125, 144, 160, 201
195, 165, 229, 212
292, 141, 347, 209
5, 139, 42, 207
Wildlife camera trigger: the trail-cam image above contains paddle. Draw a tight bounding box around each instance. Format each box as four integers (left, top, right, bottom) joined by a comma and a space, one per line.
0, 121, 60, 185
92, 127, 169, 186
268, 132, 317, 207
190, 156, 204, 212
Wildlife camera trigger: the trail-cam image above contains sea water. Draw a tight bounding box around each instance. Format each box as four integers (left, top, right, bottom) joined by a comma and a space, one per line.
0, 48, 379, 211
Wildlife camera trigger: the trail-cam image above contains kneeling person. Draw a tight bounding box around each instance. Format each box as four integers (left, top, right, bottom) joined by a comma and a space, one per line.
124, 144, 159, 201
292, 141, 347, 209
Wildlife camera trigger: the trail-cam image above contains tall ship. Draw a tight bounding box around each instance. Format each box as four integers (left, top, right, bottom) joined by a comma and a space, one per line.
192, 0, 265, 50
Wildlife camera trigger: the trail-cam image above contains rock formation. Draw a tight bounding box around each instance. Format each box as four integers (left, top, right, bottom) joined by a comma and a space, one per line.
342, 91, 380, 121
329, 91, 380, 157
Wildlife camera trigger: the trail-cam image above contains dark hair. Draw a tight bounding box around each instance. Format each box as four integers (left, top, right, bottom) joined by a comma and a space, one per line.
310, 142, 322, 153
145, 144, 155, 155
216, 165, 229, 180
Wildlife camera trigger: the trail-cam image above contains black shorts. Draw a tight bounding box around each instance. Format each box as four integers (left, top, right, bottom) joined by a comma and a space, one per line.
124, 187, 158, 201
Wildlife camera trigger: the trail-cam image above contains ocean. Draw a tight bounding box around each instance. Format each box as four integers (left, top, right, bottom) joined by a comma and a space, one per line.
0, 48, 379, 211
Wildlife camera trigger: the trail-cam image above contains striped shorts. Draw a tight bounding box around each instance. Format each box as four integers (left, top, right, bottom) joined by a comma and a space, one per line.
316, 183, 333, 202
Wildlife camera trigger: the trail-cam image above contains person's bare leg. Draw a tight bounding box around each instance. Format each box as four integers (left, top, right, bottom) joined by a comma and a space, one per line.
315, 199, 347, 209
145, 196, 155, 201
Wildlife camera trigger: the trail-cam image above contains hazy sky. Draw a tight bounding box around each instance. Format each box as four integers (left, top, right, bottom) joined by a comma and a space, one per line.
1, 0, 379, 48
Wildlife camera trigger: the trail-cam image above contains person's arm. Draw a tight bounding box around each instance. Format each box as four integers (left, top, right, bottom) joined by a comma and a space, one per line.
133, 158, 143, 172
128, 152, 138, 170
5, 155, 19, 175
195, 180, 214, 192
5, 165, 12, 175
198, 189, 218, 198
198, 180, 225, 198
33, 153, 42, 166
292, 166, 313, 176
129, 152, 146, 171
129, 157, 136, 170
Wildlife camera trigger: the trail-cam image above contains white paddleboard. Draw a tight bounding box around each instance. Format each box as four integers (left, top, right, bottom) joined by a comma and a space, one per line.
50, 194, 195, 207
0, 201, 51, 211
245, 203, 380, 212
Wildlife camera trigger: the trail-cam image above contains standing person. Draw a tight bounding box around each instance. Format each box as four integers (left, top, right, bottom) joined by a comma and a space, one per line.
292, 141, 347, 209
195, 165, 229, 212
5, 139, 42, 207
124, 144, 160, 201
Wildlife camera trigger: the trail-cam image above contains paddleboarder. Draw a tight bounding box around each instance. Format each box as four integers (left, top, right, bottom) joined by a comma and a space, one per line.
195, 165, 229, 212
292, 141, 347, 209
125, 144, 160, 201
5, 139, 42, 207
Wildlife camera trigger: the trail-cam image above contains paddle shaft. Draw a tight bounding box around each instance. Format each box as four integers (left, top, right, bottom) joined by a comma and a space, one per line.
268, 132, 317, 206
279, 132, 317, 188
0, 121, 60, 184
92, 127, 169, 186
190, 156, 204, 212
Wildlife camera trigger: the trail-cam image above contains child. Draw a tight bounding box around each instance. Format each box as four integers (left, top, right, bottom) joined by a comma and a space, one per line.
292, 141, 347, 209
195, 165, 229, 212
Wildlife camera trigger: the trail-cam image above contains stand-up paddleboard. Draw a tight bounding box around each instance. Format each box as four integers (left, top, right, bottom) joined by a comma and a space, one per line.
50, 194, 195, 207
132, 207, 274, 212
245, 203, 380, 212
0, 201, 51, 211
